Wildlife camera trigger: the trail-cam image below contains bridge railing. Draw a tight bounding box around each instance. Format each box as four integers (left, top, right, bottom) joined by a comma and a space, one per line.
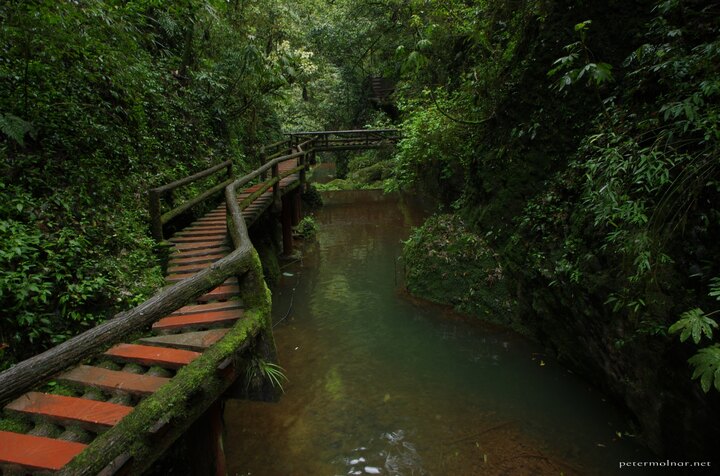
148, 159, 234, 241
53, 142, 320, 474
289, 128, 399, 151
260, 139, 292, 162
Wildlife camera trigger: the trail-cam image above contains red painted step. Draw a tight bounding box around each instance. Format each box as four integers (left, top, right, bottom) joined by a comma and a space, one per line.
197, 283, 241, 302
193, 216, 227, 223
185, 224, 227, 231
173, 240, 227, 250
173, 229, 227, 238
152, 308, 244, 331
170, 234, 226, 243
167, 260, 218, 274
58, 365, 169, 397
169, 253, 228, 266
139, 329, 231, 351
5, 392, 132, 430
0, 431, 87, 471
170, 246, 230, 259
104, 344, 200, 369
171, 300, 243, 316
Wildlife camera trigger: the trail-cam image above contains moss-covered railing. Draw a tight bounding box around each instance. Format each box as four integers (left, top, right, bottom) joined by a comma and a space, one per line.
59, 146, 317, 474
0, 145, 316, 474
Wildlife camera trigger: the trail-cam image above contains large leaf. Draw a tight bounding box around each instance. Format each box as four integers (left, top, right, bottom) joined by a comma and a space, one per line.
688, 345, 720, 393
669, 308, 718, 344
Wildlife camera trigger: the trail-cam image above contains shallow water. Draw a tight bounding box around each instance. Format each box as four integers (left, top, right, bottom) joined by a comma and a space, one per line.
225, 190, 653, 475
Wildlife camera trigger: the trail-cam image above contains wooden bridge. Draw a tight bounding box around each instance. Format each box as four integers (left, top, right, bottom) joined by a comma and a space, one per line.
0, 129, 397, 475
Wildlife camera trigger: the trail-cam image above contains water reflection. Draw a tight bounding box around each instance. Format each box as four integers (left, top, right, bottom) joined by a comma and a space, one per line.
337, 430, 425, 476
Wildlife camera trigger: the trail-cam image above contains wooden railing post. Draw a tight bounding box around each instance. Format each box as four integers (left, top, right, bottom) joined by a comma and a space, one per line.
149, 190, 163, 241
281, 193, 294, 255
272, 162, 279, 205
299, 151, 307, 190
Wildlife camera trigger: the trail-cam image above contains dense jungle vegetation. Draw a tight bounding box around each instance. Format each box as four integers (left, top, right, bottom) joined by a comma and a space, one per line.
1, 0, 719, 461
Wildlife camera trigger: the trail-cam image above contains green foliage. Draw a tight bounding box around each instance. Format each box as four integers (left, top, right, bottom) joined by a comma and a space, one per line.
669, 309, 718, 344
390, 91, 474, 202
671, 277, 720, 392
293, 216, 318, 239
246, 358, 288, 393
403, 214, 517, 327
688, 345, 720, 393
548, 20, 614, 92
0, 0, 312, 366
0, 113, 35, 146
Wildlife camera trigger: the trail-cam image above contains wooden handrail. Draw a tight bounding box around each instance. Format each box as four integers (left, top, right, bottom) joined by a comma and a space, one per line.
150, 160, 232, 195
0, 235, 256, 406
149, 160, 233, 240
289, 128, 397, 136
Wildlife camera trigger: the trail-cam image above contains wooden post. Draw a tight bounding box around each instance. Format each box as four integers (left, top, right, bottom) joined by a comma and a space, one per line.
149, 190, 163, 241
271, 162, 279, 205
299, 151, 306, 189
186, 400, 226, 476
281, 193, 293, 255
292, 188, 301, 226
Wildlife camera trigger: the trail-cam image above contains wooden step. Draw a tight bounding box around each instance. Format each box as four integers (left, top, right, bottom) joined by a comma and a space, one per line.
173, 229, 227, 238
58, 365, 170, 397
152, 308, 244, 331
185, 224, 227, 231
167, 260, 218, 274
5, 392, 132, 431
0, 431, 87, 471
197, 283, 241, 302
169, 253, 227, 267
170, 235, 227, 243
104, 344, 200, 369
170, 246, 230, 259
171, 301, 243, 316
192, 216, 227, 223
139, 329, 231, 351
172, 240, 227, 251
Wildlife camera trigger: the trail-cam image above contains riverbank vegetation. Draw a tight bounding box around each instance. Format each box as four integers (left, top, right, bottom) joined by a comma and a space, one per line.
2, 0, 719, 463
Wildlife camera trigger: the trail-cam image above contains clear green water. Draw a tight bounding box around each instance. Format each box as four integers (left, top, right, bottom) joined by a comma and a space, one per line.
225, 190, 653, 475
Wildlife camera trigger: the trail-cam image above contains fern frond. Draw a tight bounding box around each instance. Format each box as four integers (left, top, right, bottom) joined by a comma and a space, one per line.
0, 113, 33, 146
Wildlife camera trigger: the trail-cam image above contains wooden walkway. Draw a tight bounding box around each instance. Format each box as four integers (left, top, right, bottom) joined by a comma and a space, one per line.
0, 161, 301, 474
0, 130, 396, 474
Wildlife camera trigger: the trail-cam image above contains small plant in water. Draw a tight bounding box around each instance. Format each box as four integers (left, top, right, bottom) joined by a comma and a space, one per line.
293, 216, 318, 239
246, 358, 288, 393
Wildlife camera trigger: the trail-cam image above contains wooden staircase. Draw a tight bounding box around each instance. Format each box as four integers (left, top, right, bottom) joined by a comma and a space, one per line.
0, 160, 301, 474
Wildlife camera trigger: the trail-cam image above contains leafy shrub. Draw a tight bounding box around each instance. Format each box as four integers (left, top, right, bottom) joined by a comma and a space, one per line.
293, 216, 318, 239
402, 214, 518, 328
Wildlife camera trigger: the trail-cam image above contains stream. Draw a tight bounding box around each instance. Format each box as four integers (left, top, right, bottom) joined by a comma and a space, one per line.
225, 189, 653, 475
